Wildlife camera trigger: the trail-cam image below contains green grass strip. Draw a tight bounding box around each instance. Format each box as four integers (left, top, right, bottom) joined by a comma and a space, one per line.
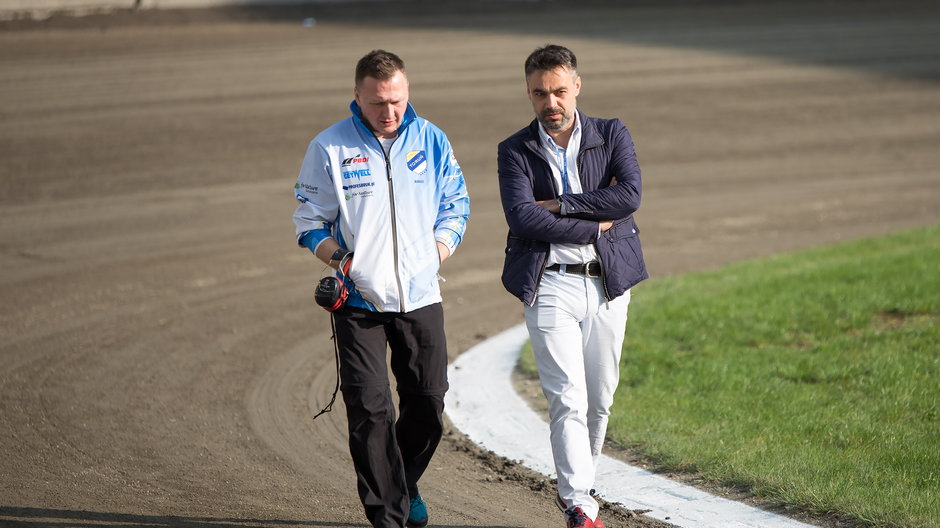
520, 225, 940, 527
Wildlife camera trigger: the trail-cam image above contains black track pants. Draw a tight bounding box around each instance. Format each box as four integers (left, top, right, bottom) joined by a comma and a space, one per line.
333, 303, 448, 528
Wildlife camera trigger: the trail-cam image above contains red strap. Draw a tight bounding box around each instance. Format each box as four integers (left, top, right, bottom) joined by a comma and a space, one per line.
340, 254, 353, 276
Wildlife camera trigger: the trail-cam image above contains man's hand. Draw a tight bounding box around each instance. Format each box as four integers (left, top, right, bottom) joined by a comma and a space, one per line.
315, 238, 344, 270
600, 220, 613, 232
437, 241, 451, 264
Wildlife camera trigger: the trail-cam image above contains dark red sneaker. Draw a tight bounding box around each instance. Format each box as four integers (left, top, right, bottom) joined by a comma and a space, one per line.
565, 507, 595, 528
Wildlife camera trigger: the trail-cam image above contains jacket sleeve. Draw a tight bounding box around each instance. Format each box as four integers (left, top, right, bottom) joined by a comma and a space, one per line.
434, 136, 470, 255
558, 120, 641, 221
498, 140, 600, 245
292, 139, 339, 252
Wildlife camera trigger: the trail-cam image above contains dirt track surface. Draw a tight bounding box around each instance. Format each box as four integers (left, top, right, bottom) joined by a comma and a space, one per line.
2, 1, 939, 527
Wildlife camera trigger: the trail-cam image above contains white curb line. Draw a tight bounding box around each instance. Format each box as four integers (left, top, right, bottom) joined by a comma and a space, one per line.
444, 323, 817, 528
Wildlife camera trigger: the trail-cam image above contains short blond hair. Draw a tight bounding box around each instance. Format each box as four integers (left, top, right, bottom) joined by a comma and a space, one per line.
355, 49, 406, 87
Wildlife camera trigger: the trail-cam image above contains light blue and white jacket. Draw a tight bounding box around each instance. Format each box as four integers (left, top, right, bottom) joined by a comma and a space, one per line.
293, 101, 470, 313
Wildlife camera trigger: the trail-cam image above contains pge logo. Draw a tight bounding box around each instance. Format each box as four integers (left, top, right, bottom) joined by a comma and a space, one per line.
342, 154, 369, 166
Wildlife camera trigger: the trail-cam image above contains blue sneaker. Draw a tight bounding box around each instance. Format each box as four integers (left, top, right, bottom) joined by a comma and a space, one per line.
407, 494, 428, 527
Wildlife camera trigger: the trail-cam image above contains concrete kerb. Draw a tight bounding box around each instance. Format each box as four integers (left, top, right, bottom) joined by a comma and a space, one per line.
444, 323, 818, 528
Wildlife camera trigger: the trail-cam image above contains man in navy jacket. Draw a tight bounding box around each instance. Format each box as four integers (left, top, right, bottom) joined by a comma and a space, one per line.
497, 44, 648, 528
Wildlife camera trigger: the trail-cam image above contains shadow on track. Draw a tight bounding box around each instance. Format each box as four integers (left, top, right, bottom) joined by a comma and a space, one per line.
0, 506, 520, 528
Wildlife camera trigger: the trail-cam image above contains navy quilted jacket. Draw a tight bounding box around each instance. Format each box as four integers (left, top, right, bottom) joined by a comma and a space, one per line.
497, 111, 648, 305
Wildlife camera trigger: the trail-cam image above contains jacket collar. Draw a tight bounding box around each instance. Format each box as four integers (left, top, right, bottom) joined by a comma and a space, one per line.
523, 110, 603, 156
349, 100, 418, 140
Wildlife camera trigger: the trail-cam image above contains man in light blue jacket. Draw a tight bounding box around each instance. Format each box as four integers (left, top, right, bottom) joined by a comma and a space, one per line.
293, 49, 469, 528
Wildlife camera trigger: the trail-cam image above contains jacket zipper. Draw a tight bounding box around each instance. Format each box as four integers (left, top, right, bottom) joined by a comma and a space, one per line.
527, 144, 560, 307
529, 254, 548, 307
575, 146, 611, 301
381, 143, 407, 312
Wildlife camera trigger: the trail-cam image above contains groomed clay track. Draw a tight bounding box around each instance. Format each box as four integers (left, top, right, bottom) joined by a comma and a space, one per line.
2, 2, 939, 527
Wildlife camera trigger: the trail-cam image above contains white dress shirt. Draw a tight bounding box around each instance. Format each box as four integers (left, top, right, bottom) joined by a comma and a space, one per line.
537, 113, 599, 266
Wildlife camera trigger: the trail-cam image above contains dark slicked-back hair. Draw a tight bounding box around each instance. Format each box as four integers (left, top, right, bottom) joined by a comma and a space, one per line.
355, 49, 406, 87
524, 44, 578, 77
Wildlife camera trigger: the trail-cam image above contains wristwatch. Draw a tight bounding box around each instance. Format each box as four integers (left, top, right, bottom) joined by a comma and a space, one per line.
330, 248, 351, 263
330, 248, 353, 275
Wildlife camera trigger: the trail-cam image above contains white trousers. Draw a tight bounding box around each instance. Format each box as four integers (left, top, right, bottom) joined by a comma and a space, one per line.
524, 269, 631, 521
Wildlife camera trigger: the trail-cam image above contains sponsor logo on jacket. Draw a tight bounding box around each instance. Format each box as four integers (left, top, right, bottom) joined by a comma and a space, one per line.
342, 168, 372, 180
342, 154, 369, 166
343, 181, 375, 200
406, 150, 427, 175
294, 182, 319, 202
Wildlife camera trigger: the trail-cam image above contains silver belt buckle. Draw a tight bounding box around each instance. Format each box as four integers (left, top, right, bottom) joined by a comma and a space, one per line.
586, 262, 601, 278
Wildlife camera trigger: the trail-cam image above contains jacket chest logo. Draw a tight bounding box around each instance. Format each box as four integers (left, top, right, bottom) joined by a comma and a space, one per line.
406, 150, 428, 175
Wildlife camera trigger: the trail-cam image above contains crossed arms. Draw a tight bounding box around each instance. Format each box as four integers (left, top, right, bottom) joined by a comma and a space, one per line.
497, 119, 641, 245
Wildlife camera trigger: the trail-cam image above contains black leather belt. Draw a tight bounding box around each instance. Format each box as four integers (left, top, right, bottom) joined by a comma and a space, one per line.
546, 261, 602, 278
